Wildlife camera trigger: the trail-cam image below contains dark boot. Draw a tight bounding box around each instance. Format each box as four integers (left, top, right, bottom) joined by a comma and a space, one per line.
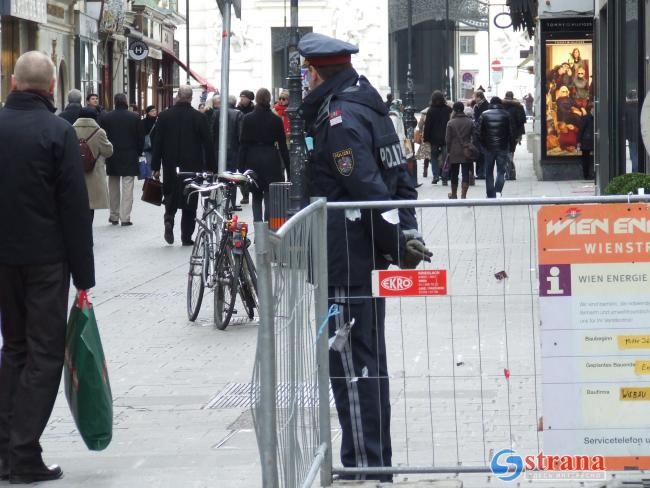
461, 181, 470, 199
448, 183, 458, 199
164, 214, 174, 244
423, 159, 429, 178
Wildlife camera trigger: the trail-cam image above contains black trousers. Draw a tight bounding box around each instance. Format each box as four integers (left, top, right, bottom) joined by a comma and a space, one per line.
251, 188, 270, 222
328, 285, 392, 482
581, 150, 593, 179
450, 162, 472, 186
164, 192, 199, 243
0, 262, 70, 468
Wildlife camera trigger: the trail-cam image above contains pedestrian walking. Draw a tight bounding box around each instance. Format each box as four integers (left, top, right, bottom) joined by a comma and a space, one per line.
142, 105, 158, 169
151, 85, 215, 245
59, 88, 82, 124
236, 89, 255, 115
238, 88, 289, 222
273, 89, 290, 137
523, 92, 534, 117
503, 91, 527, 180
236, 91, 255, 205
473, 90, 489, 179
73, 107, 114, 222
86, 92, 101, 113
388, 98, 409, 159
0, 51, 95, 484
474, 96, 514, 198
415, 108, 432, 177
100, 93, 144, 226
213, 95, 244, 210
423, 90, 452, 185
445, 101, 475, 199
299, 32, 432, 481
577, 104, 594, 179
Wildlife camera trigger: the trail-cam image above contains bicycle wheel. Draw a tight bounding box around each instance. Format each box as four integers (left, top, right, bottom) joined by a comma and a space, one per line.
187, 229, 207, 321
214, 245, 241, 330
239, 252, 257, 320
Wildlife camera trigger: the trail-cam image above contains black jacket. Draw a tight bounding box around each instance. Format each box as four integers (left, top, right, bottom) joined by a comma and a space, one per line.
423, 104, 453, 147
141, 115, 157, 152
151, 102, 216, 196
212, 106, 243, 171
238, 104, 289, 190
503, 98, 527, 140
0, 91, 95, 289
475, 103, 514, 152
100, 105, 145, 176
473, 98, 489, 120
59, 102, 82, 124
236, 103, 254, 115
577, 113, 594, 151
301, 67, 417, 286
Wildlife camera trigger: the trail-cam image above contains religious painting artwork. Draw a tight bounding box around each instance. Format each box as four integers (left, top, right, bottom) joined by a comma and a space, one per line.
544, 40, 593, 157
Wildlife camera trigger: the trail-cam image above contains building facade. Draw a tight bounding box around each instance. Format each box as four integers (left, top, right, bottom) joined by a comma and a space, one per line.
176, 0, 389, 103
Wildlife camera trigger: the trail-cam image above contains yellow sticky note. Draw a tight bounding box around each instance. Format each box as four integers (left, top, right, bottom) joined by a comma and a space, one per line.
635, 361, 650, 375
617, 335, 650, 349
620, 387, 650, 401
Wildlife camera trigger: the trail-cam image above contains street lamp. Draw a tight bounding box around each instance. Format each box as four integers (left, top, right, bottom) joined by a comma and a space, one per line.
287, 0, 309, 214
402, 0, 419, 186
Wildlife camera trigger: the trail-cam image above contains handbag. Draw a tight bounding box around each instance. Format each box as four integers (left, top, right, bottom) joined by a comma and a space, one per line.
452, 123, 480, 161
141, 177, 163, 206
143, 121, 156, 152
64, 292, 113, 451
138, 156, 152, 180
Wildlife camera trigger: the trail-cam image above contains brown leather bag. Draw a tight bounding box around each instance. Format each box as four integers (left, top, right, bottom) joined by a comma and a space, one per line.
141, 178, 163, 206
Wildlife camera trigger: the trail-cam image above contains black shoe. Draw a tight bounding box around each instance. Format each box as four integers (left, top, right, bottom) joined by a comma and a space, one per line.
121, 221, 133, 226
181, 239, 194, 246
164, 223, 174, 245
442, 179, 448, 186
109, 219, 119, 225
232, 205, 243, 212
9, 463, 63, 484
432, 177, 439, 184
240, 198, 249, 205
1, 457, 8, 480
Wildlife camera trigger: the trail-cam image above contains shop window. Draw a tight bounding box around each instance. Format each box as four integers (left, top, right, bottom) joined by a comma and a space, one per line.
460, 35, 475, 54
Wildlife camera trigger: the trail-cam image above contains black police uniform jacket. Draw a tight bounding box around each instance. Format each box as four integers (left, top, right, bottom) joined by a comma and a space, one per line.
301, 67, 418, 287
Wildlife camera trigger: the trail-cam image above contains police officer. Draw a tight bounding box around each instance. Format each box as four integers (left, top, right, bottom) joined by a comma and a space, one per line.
298, 33, 432, 481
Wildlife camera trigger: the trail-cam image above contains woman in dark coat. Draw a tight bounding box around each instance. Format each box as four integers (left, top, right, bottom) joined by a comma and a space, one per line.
423, 90, 453, 185
577, 105, 594, 179
238, 88, 289, 222
445, 101, 475, 199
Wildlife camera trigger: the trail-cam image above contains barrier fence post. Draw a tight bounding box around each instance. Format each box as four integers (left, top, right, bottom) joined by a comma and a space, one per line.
312, 198, 333, 486
254, 222, 279, 487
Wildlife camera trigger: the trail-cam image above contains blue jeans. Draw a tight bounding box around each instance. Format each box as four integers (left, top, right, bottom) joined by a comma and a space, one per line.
483, 149, 509, 198
430, 146, 448, 181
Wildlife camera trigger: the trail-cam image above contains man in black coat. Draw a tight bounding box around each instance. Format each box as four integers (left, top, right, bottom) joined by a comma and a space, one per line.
0, 51, 95, 484
58, 88, 82, 124
213, 95, 243, 210
502, 91, 527, 180
474, 96, 514, 198
152, 85, 216, 245
100, 93, 144, 226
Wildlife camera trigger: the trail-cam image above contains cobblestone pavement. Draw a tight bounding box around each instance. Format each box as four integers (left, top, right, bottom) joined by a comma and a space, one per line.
2, 144, 623, 488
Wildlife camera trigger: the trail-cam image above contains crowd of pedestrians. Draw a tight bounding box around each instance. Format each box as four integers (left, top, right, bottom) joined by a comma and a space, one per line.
408, 86, 527, 198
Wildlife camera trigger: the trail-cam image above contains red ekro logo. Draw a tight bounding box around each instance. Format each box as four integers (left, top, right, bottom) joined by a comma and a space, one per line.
380, 276, 414, 292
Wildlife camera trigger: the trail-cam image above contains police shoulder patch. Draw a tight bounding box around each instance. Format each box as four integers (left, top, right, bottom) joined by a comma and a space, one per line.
332, 148, 355, 176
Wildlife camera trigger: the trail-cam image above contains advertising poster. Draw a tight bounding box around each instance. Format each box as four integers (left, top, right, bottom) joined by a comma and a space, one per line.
538, 203, 650, 469
541, 18, 593, 159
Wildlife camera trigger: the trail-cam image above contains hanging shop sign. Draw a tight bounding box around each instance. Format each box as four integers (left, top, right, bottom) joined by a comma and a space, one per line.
128, 40, 149, 61
99, 0, 125, 34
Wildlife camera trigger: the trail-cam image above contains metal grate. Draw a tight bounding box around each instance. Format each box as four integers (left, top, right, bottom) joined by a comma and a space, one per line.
205, 382, 334, 409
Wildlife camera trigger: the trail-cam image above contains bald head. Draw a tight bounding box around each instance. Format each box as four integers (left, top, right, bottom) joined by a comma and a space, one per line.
177, 85, 193, 103
13, 51, 55, 92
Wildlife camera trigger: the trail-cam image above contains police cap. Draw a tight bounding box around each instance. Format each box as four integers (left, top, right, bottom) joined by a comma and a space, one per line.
298, 33, 359, 67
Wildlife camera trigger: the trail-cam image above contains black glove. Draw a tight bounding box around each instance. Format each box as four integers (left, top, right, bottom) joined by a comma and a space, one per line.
401, 237, 433, 269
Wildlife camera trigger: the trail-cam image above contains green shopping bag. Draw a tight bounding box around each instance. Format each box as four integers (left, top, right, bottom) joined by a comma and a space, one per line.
64, 291, 113, 451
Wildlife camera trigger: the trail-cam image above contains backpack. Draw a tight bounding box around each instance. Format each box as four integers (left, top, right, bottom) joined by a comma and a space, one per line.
79, 128, 100, 173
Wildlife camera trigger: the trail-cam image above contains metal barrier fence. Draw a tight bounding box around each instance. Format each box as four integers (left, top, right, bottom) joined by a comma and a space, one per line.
253, 195, 650, 487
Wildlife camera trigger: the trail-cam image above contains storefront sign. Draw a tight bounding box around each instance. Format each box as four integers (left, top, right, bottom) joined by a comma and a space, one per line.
99, 0, 125, 34
128, 40, 149, 61
1, 0, 47, 23
161, 26, 174, 52
538, 203, 650, 470
46, 3, 63, 19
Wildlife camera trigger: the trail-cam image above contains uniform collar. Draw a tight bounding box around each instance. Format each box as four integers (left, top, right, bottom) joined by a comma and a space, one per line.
300, 67, 359, 128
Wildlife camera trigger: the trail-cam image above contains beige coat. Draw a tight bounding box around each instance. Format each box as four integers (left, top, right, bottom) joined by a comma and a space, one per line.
73, 118, 113, 209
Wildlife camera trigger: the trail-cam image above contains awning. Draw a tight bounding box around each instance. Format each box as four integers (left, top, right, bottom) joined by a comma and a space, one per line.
162, 49, 218, 93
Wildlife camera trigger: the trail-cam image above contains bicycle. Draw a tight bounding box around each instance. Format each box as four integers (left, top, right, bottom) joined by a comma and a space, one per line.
181, 170, 259, 330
